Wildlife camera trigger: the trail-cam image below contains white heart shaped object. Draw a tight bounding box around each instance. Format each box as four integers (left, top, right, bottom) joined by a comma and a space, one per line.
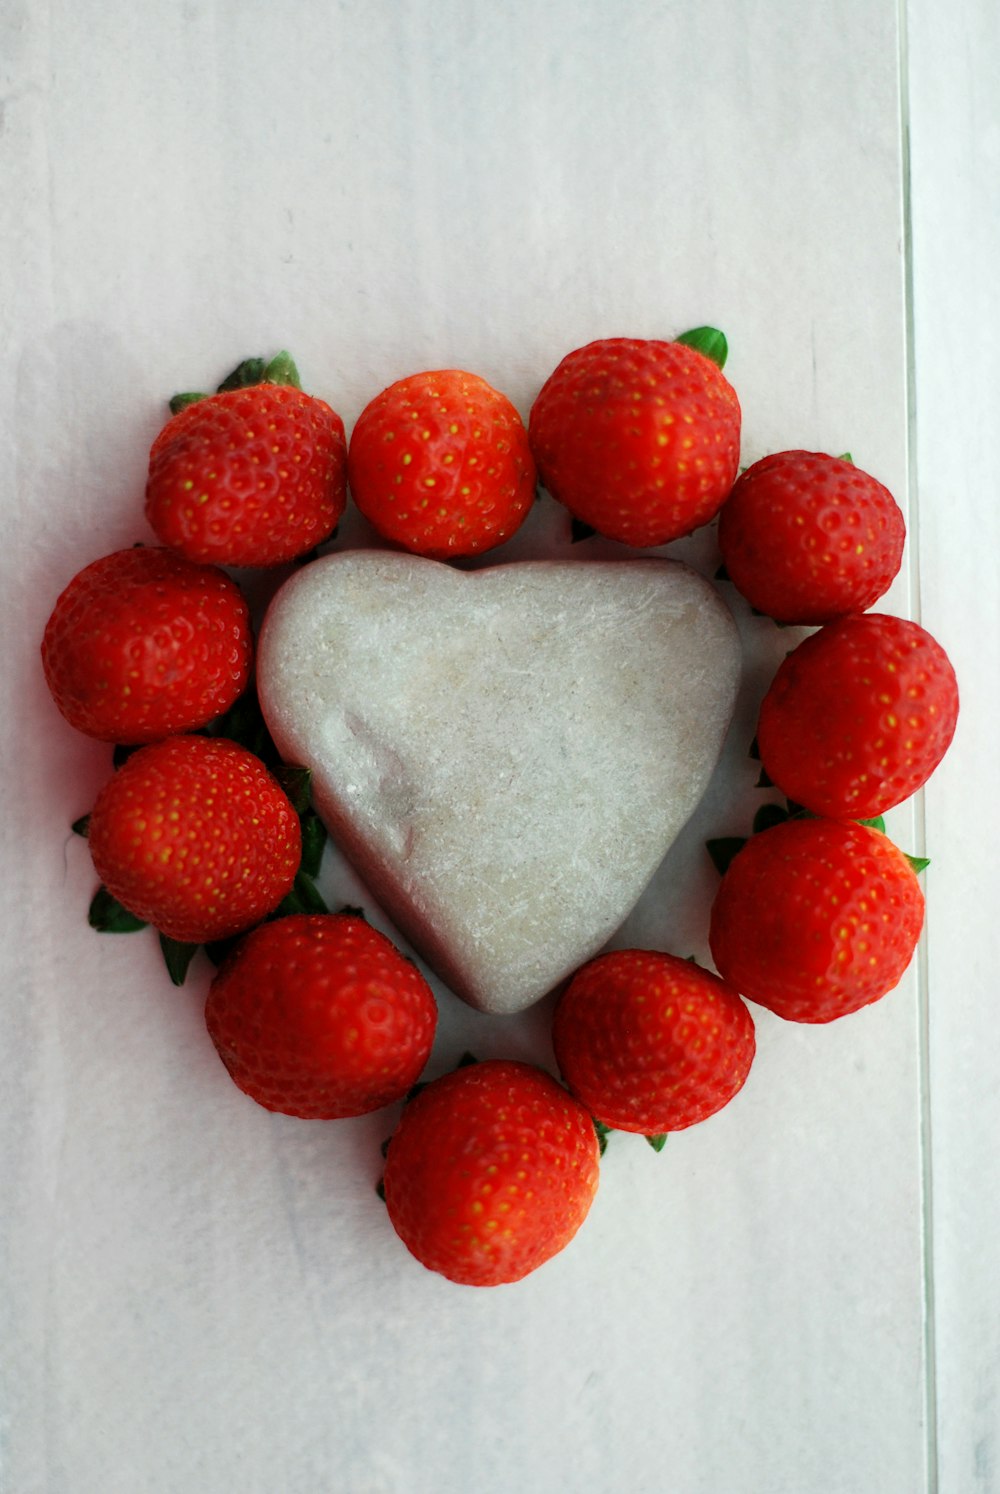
257, 551, 740, 1015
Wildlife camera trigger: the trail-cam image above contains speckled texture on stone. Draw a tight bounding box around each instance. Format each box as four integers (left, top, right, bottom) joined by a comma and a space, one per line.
257, 551, 741, 1015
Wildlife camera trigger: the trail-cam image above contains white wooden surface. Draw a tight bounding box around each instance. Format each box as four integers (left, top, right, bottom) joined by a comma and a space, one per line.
0, 1, 994, 1489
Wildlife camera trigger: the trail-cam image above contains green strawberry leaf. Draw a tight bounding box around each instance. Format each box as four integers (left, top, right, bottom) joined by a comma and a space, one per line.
112, 743, 142, 769
752, 803, 790, 835
300, 811, 328, 879
88, 887, 148, 933
593, 1119, 612, 1157
204, 934, 242, 968
715, 563, 731, 582
274, 764, 313, 816
571, 518, 597, 543
857, 816, 887, 833
276, 870, 329, 917
72, 813, 91, 837
264, 351, 302, 388
207, 687, 281, 767
676, 326, 729, 369
217, 356, 268, 392
646, 1133, 667, 1152
906, 854, 931, 874
375, 1177, 386, 1202
755, 766, 775, 788
837, 451, 854, 463
159, 935, 200, 986
706, 836, 747, 875
748, 736, 760, 760
168, 391, 207, 415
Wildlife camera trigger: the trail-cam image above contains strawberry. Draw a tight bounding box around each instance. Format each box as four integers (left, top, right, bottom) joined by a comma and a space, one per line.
709, 817, 925, 1023
552, 950, 755, 1135
528, 331, 741, 547
204, 913, 437, 1119
382, 1059, 600, 1286
87, 735, 301, 943
41, 547, 252, 743
717, 450, 905, 624
145, 352, 347, 567
756, 613, 959, 818
347, 369, 536, 557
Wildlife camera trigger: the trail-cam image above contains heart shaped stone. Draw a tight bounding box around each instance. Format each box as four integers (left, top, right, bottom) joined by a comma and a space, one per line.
257, 551, 740, 1015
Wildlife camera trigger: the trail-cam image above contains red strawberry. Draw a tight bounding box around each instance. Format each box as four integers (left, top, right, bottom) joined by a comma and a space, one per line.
757, 613, 959, 818
717, 450, 905, 624
552, 950, 755, 1135
145, 353, 346, 567
41, 547, 252, 743
205, 913, 437, 1119
709, 817, 925, 1023
87, 735, 301, 943
347, 369, 536, 558
528, 332, 741, 546
382, 1059, 600, 1286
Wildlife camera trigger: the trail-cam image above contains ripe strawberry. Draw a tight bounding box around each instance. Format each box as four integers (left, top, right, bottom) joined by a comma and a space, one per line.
552, 950, 755, 1134
204, 913, 437, 1119
382, 1059, 600, 1286
145, 353, 347, 567
717, 450, 905, 624
347, 369, 536, 557
41, 547, 252, 743
87, 735, 301, 943
528, 332, 741, 546
709, 818, 925, 1023
757, 613, 959, 818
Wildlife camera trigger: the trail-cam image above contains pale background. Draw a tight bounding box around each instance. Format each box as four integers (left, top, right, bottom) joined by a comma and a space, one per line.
0, 2, 996, 1491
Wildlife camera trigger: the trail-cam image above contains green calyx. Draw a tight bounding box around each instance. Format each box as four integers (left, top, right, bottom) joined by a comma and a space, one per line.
676, 326, 729, 369
168, 391, 207, 415
88, 886, 147, 933
706, 796, 929, 877
159, 935, 200, 986
168, 350, 302, 413
217, 351, 301, 392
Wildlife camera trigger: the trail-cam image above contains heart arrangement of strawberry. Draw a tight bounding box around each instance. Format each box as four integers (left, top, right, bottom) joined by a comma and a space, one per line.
40, 336, 959, 1288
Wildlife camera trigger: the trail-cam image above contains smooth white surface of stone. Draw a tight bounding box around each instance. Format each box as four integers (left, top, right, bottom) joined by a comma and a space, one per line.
257, 550, 740, 1014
